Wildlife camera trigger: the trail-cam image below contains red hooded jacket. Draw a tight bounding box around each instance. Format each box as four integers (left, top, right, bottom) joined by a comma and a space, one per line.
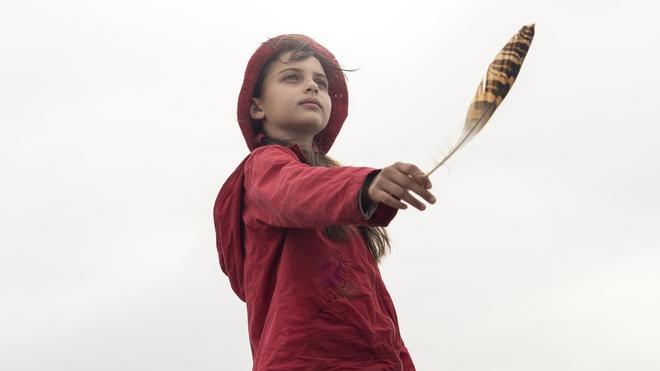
214, 34, 416, 370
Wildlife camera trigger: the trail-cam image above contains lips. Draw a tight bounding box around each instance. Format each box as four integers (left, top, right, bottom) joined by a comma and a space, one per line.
299, 98, 321, 108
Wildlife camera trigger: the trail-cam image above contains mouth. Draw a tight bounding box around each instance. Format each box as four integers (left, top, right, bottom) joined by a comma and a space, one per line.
299, 99, 321, 109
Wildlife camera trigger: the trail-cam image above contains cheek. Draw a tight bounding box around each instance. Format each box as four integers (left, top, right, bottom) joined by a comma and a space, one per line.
324, 102, 332, 122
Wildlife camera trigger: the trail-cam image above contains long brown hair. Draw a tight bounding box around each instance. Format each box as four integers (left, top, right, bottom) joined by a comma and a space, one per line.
251, 38, 391, 265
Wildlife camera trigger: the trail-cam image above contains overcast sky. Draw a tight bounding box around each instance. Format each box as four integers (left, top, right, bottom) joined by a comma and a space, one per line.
2, 0, 659, 370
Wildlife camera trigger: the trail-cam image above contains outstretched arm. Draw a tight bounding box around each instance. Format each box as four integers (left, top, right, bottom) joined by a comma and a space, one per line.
243, 145, 398, 228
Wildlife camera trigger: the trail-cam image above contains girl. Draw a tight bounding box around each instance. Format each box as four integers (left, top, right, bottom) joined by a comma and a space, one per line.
214, 34, 435, 370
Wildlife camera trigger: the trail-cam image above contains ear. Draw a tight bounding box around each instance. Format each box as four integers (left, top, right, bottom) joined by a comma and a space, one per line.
250, 98, 265, 120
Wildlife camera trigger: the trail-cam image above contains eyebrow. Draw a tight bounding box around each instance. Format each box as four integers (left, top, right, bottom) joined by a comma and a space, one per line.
277, 67, 328, 80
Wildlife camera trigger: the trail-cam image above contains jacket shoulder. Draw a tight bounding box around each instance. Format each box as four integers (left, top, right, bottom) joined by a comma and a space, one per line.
245, 144, 302, 168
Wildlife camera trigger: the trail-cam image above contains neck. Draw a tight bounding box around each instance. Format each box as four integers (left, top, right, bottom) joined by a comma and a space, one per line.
262, 127, 315, 154
284, 137, 314, 154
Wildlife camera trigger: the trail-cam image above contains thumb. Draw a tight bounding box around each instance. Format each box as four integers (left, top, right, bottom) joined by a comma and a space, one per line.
409, 171, 432, 189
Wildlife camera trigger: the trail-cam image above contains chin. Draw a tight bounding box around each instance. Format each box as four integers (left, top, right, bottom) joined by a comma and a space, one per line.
292, 121, 327, 134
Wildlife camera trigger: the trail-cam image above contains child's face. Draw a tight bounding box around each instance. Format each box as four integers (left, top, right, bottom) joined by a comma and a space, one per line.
250, 52, 332, 140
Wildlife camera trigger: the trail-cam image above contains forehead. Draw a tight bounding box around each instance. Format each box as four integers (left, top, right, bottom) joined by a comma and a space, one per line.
267, 51, 326, 77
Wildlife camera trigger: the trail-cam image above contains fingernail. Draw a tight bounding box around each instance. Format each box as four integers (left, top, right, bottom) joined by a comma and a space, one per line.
430, 196, 436, 203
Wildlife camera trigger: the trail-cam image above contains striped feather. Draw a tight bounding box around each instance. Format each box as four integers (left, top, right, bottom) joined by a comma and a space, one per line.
426, 24, 535, 176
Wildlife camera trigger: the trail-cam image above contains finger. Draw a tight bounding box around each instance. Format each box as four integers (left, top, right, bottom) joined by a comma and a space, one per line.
394, 162, 433, 190
390, 168, 436, 205
380, 179, 426, 211
402, 192, 426, 210
411, 173, 432, 189
375, 189, 407, 210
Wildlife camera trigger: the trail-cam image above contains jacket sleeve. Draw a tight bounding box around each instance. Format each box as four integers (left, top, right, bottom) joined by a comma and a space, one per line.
243, 145, 397, 228
358, 169, 381, 219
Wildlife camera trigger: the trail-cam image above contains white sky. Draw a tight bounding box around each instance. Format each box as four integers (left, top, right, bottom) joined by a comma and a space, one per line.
2, 0, 659, 370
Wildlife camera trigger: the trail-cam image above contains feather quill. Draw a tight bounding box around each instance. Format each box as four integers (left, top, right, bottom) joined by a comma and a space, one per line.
426, 23, 535, 176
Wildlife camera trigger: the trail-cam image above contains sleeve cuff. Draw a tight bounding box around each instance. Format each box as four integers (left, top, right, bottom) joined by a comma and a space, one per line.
358, 170, 381, 220
358, 188, 379, 220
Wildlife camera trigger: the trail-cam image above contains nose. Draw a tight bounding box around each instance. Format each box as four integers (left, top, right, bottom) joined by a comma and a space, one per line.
304, 78, 319, 93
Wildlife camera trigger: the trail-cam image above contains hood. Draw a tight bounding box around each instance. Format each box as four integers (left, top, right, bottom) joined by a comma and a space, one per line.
213, 145, 307, 302
213, 156, 249, 301
237, 34, 349, 154
215, 34, 346, 301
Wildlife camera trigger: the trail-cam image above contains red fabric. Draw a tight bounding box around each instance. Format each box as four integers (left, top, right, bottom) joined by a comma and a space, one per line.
214, 145, 415, 370
213, 33, 416, 370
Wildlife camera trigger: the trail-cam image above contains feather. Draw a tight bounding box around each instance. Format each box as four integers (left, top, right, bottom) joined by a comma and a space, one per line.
426, 23, 535, 176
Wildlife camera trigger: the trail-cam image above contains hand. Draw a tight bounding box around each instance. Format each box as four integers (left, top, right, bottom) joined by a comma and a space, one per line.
367, 162, 436, 210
